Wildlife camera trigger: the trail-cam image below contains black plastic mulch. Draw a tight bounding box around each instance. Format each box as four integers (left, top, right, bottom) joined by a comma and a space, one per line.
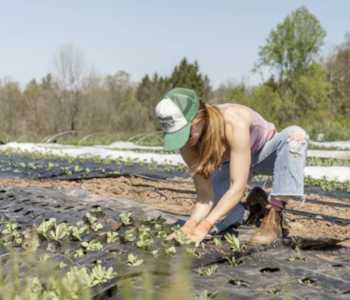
0, 186, 349, 299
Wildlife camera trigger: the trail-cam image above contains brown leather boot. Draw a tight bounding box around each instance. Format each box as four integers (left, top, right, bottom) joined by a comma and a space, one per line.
244, 187, 268, 221
249, 204, 282, 245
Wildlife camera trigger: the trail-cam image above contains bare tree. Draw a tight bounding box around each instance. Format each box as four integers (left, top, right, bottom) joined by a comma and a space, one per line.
53, 43, 90, 131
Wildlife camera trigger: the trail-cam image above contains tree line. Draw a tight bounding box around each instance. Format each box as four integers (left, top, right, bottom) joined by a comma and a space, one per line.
0, 6, 349, 141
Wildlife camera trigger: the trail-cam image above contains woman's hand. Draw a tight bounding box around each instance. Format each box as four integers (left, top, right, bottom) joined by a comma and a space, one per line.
185, 219, 213, 247
165, 219, 198, 240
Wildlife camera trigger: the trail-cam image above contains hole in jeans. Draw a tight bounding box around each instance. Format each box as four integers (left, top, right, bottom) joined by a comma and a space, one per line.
287, 130, 306, 157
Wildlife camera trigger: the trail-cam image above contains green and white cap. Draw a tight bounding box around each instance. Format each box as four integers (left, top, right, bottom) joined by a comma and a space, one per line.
156, 88, 199, 151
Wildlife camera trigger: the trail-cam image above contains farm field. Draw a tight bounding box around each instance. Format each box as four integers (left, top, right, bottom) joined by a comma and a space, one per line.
0, 142, 349, 299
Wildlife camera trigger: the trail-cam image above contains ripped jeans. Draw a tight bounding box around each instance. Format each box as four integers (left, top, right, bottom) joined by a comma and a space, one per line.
211, 126, 310, 233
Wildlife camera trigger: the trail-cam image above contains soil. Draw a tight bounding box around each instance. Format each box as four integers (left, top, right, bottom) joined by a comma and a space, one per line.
1, 176, 349, 247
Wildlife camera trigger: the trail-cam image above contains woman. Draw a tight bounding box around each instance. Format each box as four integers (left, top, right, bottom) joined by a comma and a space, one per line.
155, 88, 309, 246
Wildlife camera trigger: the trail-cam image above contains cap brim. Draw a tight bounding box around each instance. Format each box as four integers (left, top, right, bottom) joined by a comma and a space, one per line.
163, 123, 191, 151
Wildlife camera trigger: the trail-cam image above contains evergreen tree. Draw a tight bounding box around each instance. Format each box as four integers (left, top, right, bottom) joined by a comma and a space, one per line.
169, 58, 210, 98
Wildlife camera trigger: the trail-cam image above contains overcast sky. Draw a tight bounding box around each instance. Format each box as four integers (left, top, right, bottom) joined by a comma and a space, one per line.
1, 0, 349, 88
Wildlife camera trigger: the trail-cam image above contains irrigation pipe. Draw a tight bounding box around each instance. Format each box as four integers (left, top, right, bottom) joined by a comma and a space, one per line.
77, 132, 109, 145
284, 209, 350, 225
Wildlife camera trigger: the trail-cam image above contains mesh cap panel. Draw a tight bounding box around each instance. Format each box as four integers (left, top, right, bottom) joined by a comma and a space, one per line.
164, 88, 199, 122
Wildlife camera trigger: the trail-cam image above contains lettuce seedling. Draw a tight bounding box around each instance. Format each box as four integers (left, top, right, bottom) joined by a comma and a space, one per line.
136, 233, 154, 250
126, 253, 144, 266
85, 213, 103, 231
120, 211, 133, 226
36, 218, 56, 237
164, 246, 176, 257
138, 225, 151, 234
74, 248, 84, 258
123, 230, 135, 242
175, 230, 187, 245
90, 265, 117, 286
49, 223, 68, 243
186, 247, 197, 257
106, 232, 119, 244
68, 225, 89, 241
81, 239, 103, 251
1, 222, 22, 244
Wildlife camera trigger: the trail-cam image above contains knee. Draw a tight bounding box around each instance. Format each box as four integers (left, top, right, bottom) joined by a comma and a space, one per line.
283, 126, 309, 157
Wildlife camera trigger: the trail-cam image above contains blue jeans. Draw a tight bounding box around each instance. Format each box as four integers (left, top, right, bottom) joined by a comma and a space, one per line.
211, 126, 309, 233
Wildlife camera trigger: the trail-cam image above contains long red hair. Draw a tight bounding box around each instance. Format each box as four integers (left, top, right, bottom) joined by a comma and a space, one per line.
192, 100, 226, 179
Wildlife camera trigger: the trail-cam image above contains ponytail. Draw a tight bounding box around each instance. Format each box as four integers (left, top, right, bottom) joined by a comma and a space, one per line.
193, 100, 226, 179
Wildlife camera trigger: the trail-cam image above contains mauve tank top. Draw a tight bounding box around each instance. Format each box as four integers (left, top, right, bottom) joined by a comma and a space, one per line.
195, 103, 275, 162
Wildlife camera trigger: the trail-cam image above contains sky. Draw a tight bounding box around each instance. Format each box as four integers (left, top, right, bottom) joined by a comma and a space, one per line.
0, 0, 349, 89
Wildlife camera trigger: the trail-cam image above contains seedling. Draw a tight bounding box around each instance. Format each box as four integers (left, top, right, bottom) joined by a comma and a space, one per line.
148, 158, 158, 170
39, 254, 50, 262
171, 224, 181, 232
1, 222, 22, 245
213, 237, 222, 245
74, 248, 84, 258
90, 265, 117, 286
37, 218, 56, 237
225, 256, 244, 267
125, 157, 133, 166
139, 159, 147, 166
126, 253, 144, 266
175, 229, 187, 245
91, 207, 104, 214
225, 233, 246, 251
81, 239, 103, 251
186, 247, 197, 257
74, 165, 83, 172
268, 288, 282, 295
227, 275, 248, 287
106, 231, 119, 244
120, 211, 133, 226
157, 231, 167, 238
103, 156, 112, 165
136, 233, 154, 250
289, 237, 306, 262
164, 246, 176, 257
49, 223, 68, 243
298, 278, 316, 286
85, 213, 103, 231
196, 265, 218, 276
138, 225, 151, 234
59, 262, 68, 270
203, 289, 219, 299
177, 163, 188, 172
68, 225, 89, 241
123, 230, 135, 242
163, 163, 172, 172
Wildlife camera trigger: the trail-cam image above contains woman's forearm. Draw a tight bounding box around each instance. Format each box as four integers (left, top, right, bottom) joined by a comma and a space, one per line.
205, 185, 245, 226
189, 197, 214, 223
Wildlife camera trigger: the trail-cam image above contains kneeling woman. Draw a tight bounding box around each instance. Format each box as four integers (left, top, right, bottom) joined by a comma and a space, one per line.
155, 88, 309, 246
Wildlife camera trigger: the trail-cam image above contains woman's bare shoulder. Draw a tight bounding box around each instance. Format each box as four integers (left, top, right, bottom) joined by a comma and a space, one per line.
223, 105, 252, 127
